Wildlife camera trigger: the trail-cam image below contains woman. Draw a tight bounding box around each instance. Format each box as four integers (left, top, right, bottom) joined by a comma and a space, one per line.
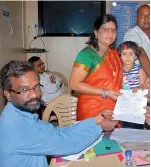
70, 14, 123, 121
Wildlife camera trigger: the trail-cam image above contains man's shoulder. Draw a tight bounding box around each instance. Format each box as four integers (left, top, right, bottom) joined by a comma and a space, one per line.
125, 26, 142, 36
124, 26, 142, 43
0, 102, 13, 116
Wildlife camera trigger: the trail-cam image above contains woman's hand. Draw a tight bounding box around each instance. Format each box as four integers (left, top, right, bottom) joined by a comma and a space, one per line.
108, 90, 121, 101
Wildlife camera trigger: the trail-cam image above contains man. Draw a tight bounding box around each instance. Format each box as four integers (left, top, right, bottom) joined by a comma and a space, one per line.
124, 4, 150, 77
0, 60, 118, 167
28, 56, 63, 105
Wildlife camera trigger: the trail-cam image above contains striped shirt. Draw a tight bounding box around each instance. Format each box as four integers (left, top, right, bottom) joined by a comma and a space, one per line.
122, 64, 141, 89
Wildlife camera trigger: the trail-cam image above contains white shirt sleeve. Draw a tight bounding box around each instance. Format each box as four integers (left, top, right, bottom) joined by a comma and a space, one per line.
124, 32, 141, 46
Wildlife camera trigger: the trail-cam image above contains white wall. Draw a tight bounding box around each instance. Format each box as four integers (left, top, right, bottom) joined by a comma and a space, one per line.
0, 1, 26, 112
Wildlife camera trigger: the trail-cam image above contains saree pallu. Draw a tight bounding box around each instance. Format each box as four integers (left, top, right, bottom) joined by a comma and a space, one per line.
74, 47, 122, 121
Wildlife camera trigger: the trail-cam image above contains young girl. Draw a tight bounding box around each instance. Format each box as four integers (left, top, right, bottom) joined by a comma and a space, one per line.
117, 41, 147, 129
117, 41, 146, 90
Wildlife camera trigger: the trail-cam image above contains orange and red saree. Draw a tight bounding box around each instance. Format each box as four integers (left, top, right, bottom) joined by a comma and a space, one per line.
73, 47, 122, 120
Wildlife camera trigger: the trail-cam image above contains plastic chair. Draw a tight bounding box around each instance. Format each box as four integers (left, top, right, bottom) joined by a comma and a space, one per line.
42, 93, 77, 126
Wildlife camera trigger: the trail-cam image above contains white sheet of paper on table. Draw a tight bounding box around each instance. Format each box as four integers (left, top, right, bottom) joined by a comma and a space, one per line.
113, 89, 148, 124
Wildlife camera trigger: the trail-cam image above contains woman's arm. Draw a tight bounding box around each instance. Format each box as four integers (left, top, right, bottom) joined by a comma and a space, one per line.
70, 67, 101, 95
70, 67, 121, 101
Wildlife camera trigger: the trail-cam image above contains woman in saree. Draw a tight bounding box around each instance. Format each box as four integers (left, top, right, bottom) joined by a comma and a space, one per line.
70, 14, 123, 121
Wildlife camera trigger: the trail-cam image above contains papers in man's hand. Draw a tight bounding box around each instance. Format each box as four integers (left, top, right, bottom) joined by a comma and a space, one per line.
113, 89, 148, 124
62, 135, 103, 161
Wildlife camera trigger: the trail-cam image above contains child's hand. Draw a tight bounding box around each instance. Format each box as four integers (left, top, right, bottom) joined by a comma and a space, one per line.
132, 87, 140, 93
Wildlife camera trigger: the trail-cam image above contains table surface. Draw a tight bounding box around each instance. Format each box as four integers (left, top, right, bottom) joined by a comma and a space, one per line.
50, 153, 150, 167
50, 132, 150, 167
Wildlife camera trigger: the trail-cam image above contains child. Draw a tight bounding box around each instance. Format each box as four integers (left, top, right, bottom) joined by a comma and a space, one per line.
117, 41, 147, 129
117, 41, 146, 90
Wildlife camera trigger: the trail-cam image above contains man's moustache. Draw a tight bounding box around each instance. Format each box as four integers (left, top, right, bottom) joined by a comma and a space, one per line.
25, 98, 41, 105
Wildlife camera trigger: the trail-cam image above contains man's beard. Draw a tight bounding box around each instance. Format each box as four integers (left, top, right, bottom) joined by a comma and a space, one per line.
13, 98, 41, 114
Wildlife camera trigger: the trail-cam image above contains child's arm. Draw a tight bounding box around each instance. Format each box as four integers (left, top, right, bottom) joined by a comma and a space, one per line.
139, 68, 147, 87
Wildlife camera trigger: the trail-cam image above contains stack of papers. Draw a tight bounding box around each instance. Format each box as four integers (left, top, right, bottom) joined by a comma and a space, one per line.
113, 89, 148, 124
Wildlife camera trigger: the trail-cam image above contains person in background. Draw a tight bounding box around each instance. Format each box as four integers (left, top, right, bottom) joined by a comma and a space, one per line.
144, 77, 150, 127
28, 56, 63, 105
117, 41, 146, 90
69, 14, 122, 124
124, 4, 150, 79
145, 106, 150, 126
0, 60, 117, 167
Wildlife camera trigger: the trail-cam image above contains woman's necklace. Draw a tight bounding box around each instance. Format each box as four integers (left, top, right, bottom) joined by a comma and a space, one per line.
105, 49, 117, 77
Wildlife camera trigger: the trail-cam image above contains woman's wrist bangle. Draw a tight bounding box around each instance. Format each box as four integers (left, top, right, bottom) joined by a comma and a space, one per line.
100, 89, 108, 99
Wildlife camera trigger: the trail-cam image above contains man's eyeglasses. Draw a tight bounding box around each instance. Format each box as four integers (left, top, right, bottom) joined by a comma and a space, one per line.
9, 84, 43, 95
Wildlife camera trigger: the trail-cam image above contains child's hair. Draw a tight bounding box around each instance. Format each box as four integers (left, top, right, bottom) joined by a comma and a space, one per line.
117, 41, 140, 59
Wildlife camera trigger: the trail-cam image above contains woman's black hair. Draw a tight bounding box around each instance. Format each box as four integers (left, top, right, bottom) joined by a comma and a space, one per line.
86, 14, 118, 51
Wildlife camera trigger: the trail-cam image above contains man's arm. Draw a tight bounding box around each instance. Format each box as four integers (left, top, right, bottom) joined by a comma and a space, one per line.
139, 47, 150, 77
13, 118, 102, 156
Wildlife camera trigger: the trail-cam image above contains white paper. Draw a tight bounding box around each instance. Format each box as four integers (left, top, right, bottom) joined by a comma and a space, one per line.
113, 89, 148, 124
62, 135, 103, 161
109, 128, 150, 144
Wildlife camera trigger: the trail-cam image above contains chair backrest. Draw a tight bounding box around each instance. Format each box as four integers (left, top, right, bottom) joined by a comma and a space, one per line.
47, 71, 68, 93
42, 93, 77, 126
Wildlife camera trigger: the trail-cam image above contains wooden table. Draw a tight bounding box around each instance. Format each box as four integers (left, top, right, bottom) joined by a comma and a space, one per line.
50, 131, 150, 167
50, 153, 150, 167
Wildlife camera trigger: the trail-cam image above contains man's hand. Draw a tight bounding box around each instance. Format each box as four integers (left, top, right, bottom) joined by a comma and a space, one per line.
101, 110, 113, 119
143, 77, 150, 89
144, 106, 150, 125
99, 119, 118, 132
94, 111, 118, 131
49, 75, 56, 84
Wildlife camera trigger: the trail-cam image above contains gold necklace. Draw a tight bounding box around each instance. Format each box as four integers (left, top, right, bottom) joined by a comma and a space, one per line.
105, 49, 117, 77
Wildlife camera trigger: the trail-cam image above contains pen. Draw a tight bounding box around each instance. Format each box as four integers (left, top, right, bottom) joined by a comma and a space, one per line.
101, 114, 114, 122
101, 114, 122, 128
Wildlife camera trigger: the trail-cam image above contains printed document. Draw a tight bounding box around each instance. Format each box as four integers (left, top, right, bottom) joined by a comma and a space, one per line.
113, 89, 148, 124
